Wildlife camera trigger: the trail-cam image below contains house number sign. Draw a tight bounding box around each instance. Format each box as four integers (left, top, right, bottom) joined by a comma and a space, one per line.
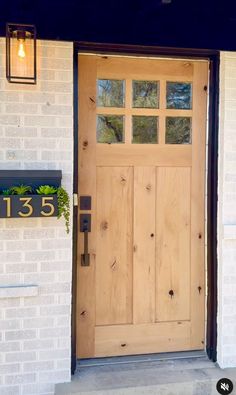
0, 195, 58, 218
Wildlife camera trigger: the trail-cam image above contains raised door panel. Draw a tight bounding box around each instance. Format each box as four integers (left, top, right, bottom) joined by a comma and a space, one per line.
156, 167, 191, 322
96, 167, 133, 326
133, 167, 156, 324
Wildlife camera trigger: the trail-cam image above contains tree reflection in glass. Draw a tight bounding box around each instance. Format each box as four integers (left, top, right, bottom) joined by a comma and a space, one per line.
133, 81, 159, 108
97, 79, 124, 107
166, 82, 192, 109
166, 117, 191, 144
132, 116, 158, 143
97, 115, 124, 143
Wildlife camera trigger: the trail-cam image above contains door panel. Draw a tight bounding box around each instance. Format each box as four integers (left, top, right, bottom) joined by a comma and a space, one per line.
133, 167, 156, 324
95, 322, 191, 357
156, 167, 191, 322
96, 167, 133, 326
77, 55, 208, 358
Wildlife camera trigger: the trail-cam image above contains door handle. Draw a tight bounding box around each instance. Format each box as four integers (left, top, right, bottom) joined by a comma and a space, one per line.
80, 214, 91, 266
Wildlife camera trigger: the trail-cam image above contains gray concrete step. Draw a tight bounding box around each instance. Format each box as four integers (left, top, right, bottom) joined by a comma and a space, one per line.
55, 356, 236, 395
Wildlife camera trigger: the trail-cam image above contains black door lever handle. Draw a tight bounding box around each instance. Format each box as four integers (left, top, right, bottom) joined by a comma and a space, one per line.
80, 214, 91, 267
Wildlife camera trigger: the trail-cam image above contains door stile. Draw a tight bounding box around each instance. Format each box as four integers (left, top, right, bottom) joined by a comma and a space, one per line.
77, 55, 97, 357
190, 61, 208, 348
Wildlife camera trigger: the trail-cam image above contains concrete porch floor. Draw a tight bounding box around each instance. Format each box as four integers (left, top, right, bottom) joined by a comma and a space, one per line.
55, 353, 236, 395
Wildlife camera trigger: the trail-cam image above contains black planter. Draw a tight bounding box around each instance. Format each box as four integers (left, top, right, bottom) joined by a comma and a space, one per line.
0, 194, 58, 218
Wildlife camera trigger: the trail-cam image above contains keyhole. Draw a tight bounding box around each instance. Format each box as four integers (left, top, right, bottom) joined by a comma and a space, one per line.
169, 290, 174, 298
198, 286, 202, 294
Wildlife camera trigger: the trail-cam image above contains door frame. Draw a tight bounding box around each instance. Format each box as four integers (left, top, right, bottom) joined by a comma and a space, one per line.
71, 42, 220, 373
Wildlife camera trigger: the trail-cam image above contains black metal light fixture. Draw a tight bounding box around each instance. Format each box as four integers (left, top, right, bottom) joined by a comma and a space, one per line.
6, 23, 37, 84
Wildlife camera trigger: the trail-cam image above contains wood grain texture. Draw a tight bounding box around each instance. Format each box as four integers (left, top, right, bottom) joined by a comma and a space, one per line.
97, 145, 192, 167
95, 321, 191, 357
96, 167, 133, 326
190, 61, 208, 349
156, 167, 191, 322
77, 55, 97, 358
133, 167, 156, 324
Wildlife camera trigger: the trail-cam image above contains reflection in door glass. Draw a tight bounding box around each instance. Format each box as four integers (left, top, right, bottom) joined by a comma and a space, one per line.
166, 117, 192, 144
97, 79, 124, 107
132, 116, 158, 143
166, 82, 192, 109
133, 81, 159, 108
97, 115, 124, 143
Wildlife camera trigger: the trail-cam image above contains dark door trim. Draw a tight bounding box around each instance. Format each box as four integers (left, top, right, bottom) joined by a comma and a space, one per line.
71, 42, 219, 373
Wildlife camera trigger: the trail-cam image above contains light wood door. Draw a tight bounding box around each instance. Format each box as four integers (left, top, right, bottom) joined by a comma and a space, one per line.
77, 55, 208, 358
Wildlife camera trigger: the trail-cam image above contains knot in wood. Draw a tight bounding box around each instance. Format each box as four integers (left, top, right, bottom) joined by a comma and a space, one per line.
146, 184, 152, 191
101, 221, 108, 230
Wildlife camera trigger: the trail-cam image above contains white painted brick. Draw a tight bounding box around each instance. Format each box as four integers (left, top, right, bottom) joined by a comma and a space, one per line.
23, 361, 54, 373
40, 326, 70, 338
24, 139, 56, 149
40, 305, 70, 316
39, 348, 69, 361
24, 251, 55, 262
0, 37, 73, 393
41, 59, 72, 71
0, 285, 38, 299
6, 263, 37, 273
0, 230, 21, 240
41, 128, 71, 138
23, 317, 54, 329
0, 342, 21, 352
5, 352, 36, 363
6, 150, 38, 161
5, 373, 36, 385
5, 330, 36, 349
0, 92, 20, 102
0, 115, 20, 125
41, 104, 72, 116
23, 295, 55, 306
23, 339, 54, 350
0, 138, 21, 149
0, 386, 20, 395
24, 115, 56, 127
6, 103, 38, 114
5, 308, 37, 319
0, 364, 20, 374
23, 92, 55, 104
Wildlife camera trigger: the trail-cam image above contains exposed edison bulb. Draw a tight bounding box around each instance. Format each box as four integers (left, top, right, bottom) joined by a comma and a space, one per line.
17, 39, 26, 58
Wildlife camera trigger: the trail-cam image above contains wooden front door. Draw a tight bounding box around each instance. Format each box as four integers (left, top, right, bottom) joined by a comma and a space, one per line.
77, 55, 208, 358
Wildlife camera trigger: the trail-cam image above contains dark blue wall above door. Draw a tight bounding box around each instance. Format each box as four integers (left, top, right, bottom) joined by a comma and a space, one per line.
1, 0, 236, 50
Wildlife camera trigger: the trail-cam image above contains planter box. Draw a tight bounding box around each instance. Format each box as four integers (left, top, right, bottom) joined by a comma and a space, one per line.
0, 194, 58, 218
0, 170, 62, 189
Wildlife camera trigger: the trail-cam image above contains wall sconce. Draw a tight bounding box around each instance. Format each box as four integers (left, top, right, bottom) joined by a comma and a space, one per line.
6, 23, 37, 84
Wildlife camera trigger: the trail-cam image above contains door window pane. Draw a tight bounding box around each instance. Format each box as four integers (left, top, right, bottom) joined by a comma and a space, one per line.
97, 79, 124, 107
133, 81, 159, 108
166, 117, 191, 144
132, 116, 158, 143
166, 82, 192, 109
97, 115, 124, 143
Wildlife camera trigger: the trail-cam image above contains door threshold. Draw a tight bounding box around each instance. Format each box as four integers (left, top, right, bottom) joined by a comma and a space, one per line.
78, 350, 207, 368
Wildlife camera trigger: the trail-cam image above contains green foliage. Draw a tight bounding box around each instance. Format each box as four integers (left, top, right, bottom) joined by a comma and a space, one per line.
36, 185, 57, 195
57, 187, 70, 234
1, 189, 11, 195
10, 184, 32, 195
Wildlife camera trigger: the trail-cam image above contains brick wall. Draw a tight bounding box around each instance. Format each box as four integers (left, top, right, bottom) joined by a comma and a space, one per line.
218, 52, 236, 368
0, 38, 73, 395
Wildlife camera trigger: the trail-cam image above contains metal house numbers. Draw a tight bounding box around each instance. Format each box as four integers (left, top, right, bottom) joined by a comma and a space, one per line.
0, 195, 58, 218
